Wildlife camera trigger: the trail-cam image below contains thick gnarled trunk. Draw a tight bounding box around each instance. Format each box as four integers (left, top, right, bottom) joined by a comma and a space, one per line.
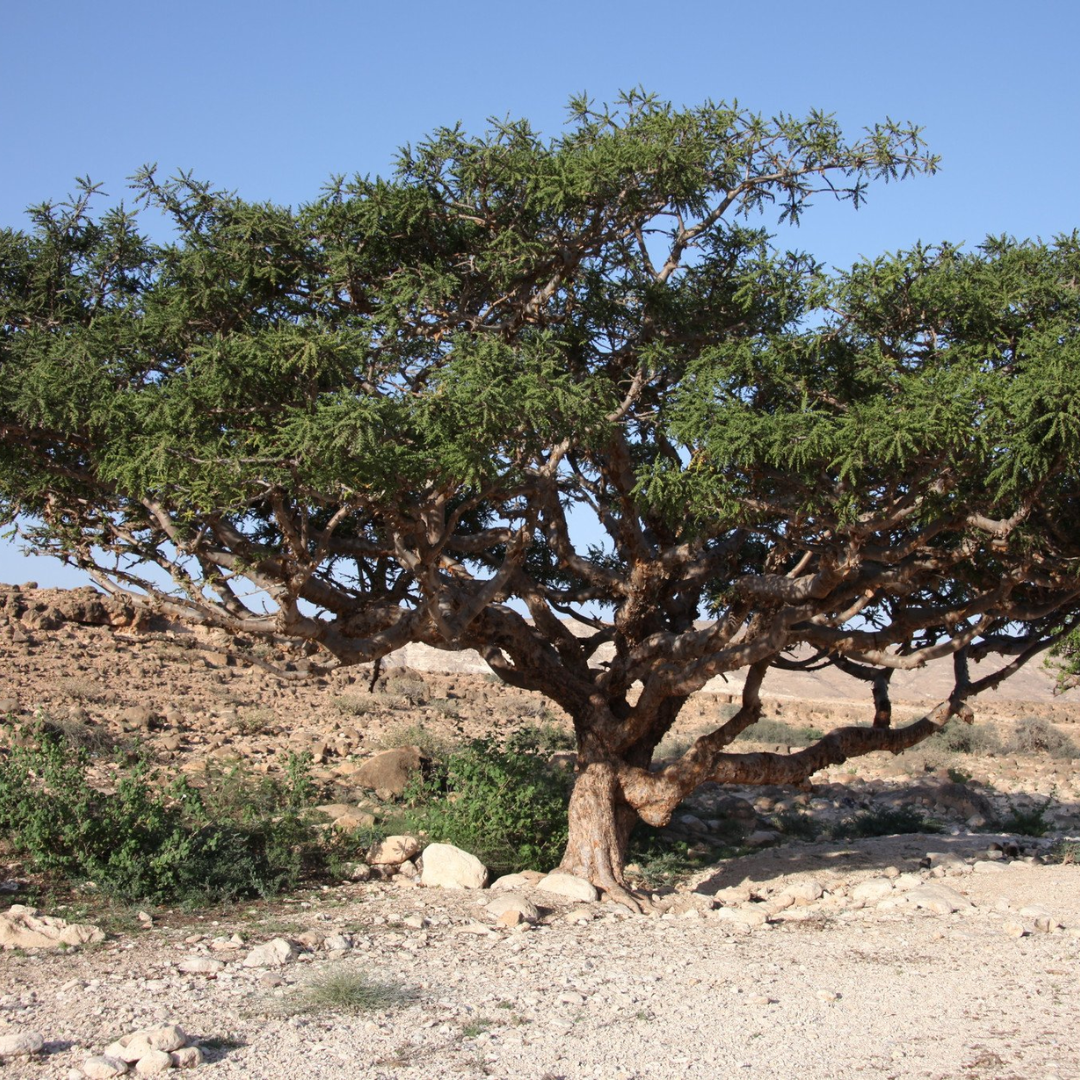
558, 760, 641, 902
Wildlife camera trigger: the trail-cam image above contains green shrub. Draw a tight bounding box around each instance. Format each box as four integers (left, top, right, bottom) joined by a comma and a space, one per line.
1000, 797, 1053, 837
625, 826, 731, 887
831, 805, 942, 839
1047, 839, 1080, 864
404, 730, 572, 877
0, 726, 342, 905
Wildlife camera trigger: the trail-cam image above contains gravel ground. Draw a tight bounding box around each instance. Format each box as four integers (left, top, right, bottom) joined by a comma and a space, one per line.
2, 834, 1079, 1080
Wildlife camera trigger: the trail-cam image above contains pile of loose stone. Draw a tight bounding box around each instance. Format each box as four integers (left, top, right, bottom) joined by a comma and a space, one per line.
0, 1022, 202, 1076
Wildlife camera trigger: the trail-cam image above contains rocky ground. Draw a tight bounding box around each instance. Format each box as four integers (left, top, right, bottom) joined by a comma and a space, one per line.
1, 584, 1079, 1079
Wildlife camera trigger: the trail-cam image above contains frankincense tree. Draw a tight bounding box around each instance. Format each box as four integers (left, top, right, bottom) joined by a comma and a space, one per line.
3, 91, 1079, 904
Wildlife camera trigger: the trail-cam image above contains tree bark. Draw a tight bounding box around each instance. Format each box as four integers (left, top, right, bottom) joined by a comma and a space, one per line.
558, 761, 642, 906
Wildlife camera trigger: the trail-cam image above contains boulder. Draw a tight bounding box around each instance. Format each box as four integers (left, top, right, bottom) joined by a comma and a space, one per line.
851, 878, 895, 904
484, 893, 540, 922
242, 937, 300, 966
0, 1029, 44, 1058
420, 843, 489, 889
902, 883, 974, 915
535, 871, 599, 902
135, 1050, 173, 1076
489, 870, 544, 890
367, 835, 422, 866
355, 747, 428, 796
0, 905, 104, 949
81, 1057, 130, 1079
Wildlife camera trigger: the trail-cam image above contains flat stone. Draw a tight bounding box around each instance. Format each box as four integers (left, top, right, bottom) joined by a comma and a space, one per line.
489, 871, 544, 891
81, 1057, 130, 1079
0, 1029, 45, 1058
535, 872, 599, 902
420, 843, 489, 889
178, 957, 225, 974
783, 879, 824, 904
484, 893, 540, 922
0, 904, 104, 949
903, 883, 974, 915
972, 860, 1008, 873
851, 878, 895, 903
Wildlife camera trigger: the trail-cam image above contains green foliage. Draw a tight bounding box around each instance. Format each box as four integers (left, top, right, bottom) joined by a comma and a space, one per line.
0, 727, 342, 904
999, 798, 1053, 837
403, 729, 572, 877
830, 805, 942, 839
1047, 839, 1080, 864
625, 825, 733, 887
2, 93, 1079, 877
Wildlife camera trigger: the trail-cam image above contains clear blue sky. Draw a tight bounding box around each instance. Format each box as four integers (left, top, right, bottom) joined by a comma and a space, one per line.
2, 0, 1078, 587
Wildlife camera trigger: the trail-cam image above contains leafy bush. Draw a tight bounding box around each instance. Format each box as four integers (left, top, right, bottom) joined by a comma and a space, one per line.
831, 805, 942, 839
1000, 797, 1053, 837
404, 730, 572, 877
1047, 839, 1080, 864
1002, 717, 1076, 759
625, 826, 733, 887
0, 726, 342, 905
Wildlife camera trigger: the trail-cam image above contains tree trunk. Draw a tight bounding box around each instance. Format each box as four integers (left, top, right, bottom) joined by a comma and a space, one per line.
558, 761, 640, 898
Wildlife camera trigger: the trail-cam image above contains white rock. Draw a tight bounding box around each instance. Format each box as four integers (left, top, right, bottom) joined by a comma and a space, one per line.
143, 1025, 188, 1054
171, 1046, 204, 1069
484, 893, 540, 922
134, 1050, 173, 1076
783, 879, 824, 904
535, 871, 599, 902
178, 957, 225, 974
81, 1057, 130, 1079
891, 873, 924, 892
0, 904, 104, 949
0, 1029, 45, 1058
243, 937, 300, 966
972, 860, 1008, 874
1019, 904, 1062, 932
713, 906, 768, 927
851, 878, 894, 903
489, 872, 541, 891
420, 844, 489, 889
902, 883, 974, 915
1003, 919, 1028, 938
366, 835, 422, 866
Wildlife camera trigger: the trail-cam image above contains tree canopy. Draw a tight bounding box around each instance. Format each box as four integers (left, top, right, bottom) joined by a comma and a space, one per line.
2, 91, 1079, 901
